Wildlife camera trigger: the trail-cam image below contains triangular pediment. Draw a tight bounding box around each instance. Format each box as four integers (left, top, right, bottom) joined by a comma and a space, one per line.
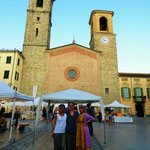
46, 43, 101, 58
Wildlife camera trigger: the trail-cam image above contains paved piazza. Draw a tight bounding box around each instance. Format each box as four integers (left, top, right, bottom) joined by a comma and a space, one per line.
0, 118, 150, 150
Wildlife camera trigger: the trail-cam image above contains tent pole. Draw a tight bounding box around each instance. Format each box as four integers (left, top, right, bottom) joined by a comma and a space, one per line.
32, 98, 36, 147
99, 99, 106, 144
46, 102, 51, 132
35, 96, 43, 126
9, 98, 15, 143
104, 121, 106, 144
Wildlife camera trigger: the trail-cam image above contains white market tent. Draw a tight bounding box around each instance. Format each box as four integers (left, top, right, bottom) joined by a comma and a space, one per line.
23, 97, 48, 106
36, 89, 104, 124
0, 80, 34, 142
104, 100, 131, 108
1, 102, 24, 106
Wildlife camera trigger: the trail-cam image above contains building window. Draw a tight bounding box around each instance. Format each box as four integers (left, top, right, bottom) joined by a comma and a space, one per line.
147, 88, 150, 99
36, 0, 43, 7
124, 108, 129, 114
15, 72, 19, 81
121, 88, 131, 98
13, 86, 17, 91
17, 58, 20, 66
4, 70, 10, 79
134, 88, 143, 101
105, 88, 109, 94
100, 17, 107, 31
37, 17, 40, 21
36, 28, 39, 36
6, 56, 11, 64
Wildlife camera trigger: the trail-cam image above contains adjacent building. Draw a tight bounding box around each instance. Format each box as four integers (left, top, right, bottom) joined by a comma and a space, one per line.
119, 73, 150, 117
0, 50, 24, 92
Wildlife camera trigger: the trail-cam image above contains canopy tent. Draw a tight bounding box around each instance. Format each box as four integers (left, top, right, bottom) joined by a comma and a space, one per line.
104, 100, 131, 108
0, 81, 34, 101
23, 97, 48, 106
36, 89, 104, 124
1, 102, 24, 106
0, 80, 34, 142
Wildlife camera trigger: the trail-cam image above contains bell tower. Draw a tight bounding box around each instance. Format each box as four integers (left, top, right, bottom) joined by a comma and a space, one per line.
89, 10, 120, 104
21, 0, 55, 96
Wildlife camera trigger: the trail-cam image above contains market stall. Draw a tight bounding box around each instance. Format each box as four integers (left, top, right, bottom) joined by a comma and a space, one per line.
36, 89, 104, 124
0, 80, 34, 142
105, 101, 133, 123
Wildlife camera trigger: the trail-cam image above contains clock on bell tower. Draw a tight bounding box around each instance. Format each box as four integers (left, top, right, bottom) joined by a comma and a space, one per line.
89, 10, 120, 104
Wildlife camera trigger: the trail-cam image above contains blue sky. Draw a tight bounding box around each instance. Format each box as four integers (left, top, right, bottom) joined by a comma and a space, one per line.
0, 0, 150, 73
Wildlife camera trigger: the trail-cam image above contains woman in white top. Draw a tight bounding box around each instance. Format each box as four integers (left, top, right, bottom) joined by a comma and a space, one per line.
51, 104, 67, 150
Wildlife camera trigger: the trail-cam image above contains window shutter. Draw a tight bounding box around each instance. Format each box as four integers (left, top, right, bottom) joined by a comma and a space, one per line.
141, 88, 143, 96
128, 88, 131, 98
121, 88, 124, 98
134, 88, 137, 97
147, 88, 150, 98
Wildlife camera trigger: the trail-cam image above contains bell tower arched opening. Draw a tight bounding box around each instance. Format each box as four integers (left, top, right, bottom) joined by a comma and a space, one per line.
37, 0, 43, 7
100, 17, 107, 31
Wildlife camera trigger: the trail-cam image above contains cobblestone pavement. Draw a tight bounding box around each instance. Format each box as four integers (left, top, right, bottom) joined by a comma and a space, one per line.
1, 122, 50, 150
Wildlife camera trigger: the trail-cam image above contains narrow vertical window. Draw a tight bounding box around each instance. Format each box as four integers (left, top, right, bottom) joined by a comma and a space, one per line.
17, 73, 19, 81
17, 58, 20, 66
147, 88, 150, 99
36, 28, 39, 36
105, 88, 109, 94
15, 71, 17, 80
134, 88, 143, 102
4, 70, 10, 79
121, 88, 131, 98
37, 17, 40, 21
6, 56, 11, 64
36, 0, 43, 7
100, 17, 107, 31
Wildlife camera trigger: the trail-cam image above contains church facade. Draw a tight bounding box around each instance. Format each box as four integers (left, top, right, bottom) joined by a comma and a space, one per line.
20, 0, 120, 104
1, 0, 150, 117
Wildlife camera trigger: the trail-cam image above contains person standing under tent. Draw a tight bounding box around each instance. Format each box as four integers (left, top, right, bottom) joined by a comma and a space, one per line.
76, 105, 94, 150
51, 104, 67, 150
14, 109, 20, 129
42, 107, 47, 123
86, 103, 95, 136
65, 102, 79, 150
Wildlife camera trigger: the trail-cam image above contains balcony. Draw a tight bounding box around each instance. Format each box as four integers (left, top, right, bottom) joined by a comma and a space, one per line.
133, 96, 146, 103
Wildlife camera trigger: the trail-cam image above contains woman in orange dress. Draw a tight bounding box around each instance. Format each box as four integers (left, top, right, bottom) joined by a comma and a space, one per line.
76, 105, 94, 150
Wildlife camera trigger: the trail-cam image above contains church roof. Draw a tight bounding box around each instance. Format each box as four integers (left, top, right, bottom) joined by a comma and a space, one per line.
46, 43, 101, 54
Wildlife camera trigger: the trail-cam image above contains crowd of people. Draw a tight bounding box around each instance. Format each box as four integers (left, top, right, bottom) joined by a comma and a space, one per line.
50, 103, 95, 150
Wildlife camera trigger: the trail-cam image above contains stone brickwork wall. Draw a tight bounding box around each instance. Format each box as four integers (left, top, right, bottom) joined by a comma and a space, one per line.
91, 33, 120, 104
21, 46, 47, 96
21, 0, 53, 96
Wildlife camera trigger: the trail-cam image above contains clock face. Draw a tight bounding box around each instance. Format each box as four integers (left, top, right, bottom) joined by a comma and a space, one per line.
101, 37, 109, 44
